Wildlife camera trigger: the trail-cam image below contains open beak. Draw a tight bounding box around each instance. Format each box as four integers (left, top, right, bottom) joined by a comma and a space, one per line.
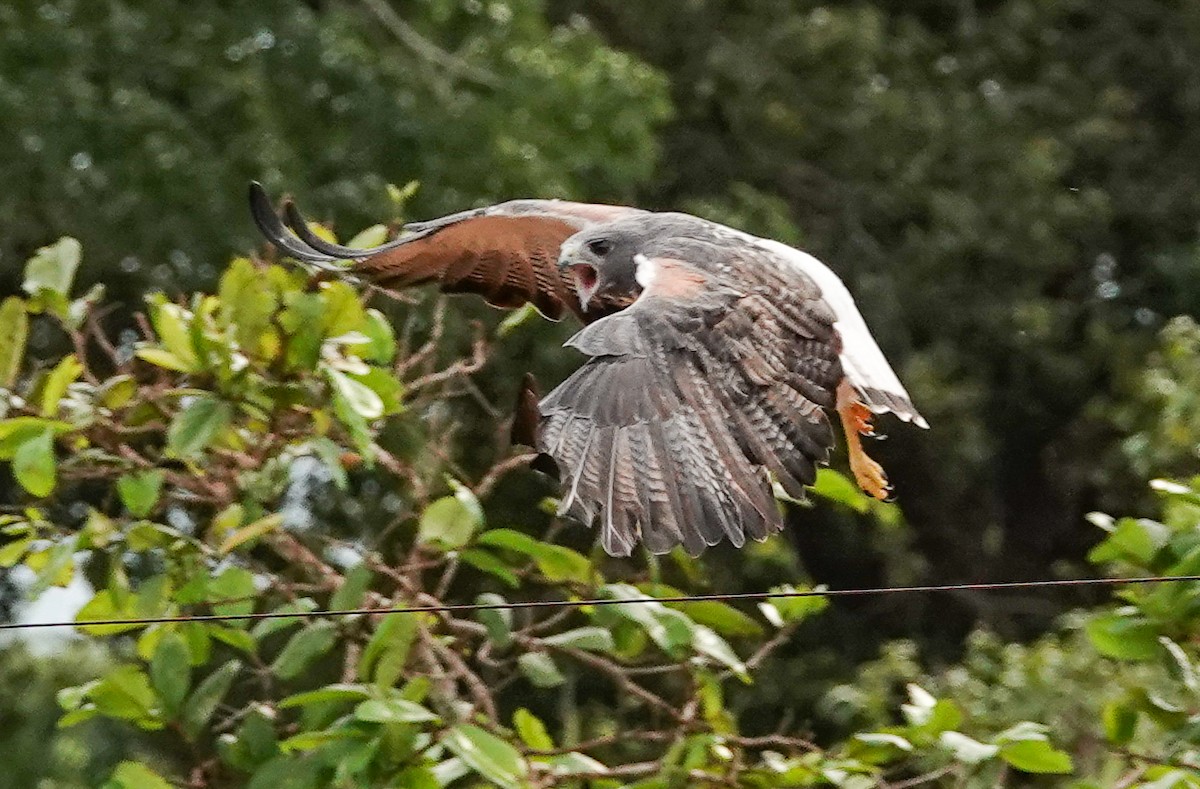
568, 263, 599, 311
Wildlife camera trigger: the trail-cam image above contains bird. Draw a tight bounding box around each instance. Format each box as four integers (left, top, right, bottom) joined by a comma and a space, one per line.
249, 183, 927, 557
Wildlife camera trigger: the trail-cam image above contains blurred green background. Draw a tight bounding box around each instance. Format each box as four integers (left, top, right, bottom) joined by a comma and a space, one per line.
3, 0, 1200, 785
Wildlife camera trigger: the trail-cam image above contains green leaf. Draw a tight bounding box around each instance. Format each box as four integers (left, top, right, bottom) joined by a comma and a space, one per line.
39, 354, 83, 416
1086, 613, 1161, 661
146, 297, 200, 370
418, 494, 483, 551
460, 548, 521, 587
1160, 636, 1197, 691
848, 732, 914, 764
76, 589, 145, 635
900, 683, 961, 738
218, 257, 279, 355
540, 752, 610, 776
23, 237, 81, 300
347, 368, 404, 415
542, 626, 615, 653
477, 528, 592, 583
0, 536, 32, 567
280, 292, 326, 371
150, 631, 192, 717
13, 427, 56, 497
1136, 769, 1200, 789
0, 417, 70, 458
602, 584, 695, 653
218, 512, 284, 554
279, 684, 372, 709
66, 283, 104, 331
182, 660, 239, 738
359, 612, 420, 687
693, 626, 749, 681
475, 593, 514, 648
134, 348, 194, 372
326, 367, 384, 419
331, 565, 373, 611
354, 698, 438, 724
497, 303, 540, 337
758, 585, 829, 627
347, 224, 389, 249
104, 760, 174, 789
350, 309, 396, 362
245, 754, 323, 789
272, 621, 338, 680
640, 583, 763, 638
320, 281, 368, 338
207, 566, 257, 617
25, 538, 75, 595
89, 665, 159, 725
513, 708, 554, 750
1102, 701, 1138, 745
811, 468, 871, 513
228, 705, 280, 769
391, 768, 439, 789
1088, 517, 1171, 565
251, 598, 319, 640
167, 395, 232, 458
1132, 689, 1188, 729
442, 724, 528, 789
204, 625, 253, 655
0, 296, 29, 388
518, 652, 566, 688
58, 708, 101, 729
117, 470, 165, 517
97, 374, 137, 409
939, 731, 999, 764
999, 739, 1074, 774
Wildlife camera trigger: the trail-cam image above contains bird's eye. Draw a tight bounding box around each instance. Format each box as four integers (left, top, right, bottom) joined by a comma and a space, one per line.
587, 238, 613, 256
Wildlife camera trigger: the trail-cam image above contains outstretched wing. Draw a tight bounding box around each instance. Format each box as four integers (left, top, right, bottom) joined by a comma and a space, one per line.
249, 182, 644, 321
753, 238, 927, 428
537, 253, 843, 556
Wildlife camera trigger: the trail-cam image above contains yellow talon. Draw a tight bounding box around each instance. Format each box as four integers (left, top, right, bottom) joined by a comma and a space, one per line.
836, 381, 892, 501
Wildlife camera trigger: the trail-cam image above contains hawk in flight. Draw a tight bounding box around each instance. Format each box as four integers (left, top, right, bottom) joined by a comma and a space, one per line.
250, 185, 927, 557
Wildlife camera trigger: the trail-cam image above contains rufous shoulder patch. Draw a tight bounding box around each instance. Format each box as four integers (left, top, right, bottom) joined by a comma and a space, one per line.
637, 256, 708, 299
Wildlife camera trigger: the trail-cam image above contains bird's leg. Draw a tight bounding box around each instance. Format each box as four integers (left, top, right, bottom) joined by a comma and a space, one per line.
836, 380, 891, 501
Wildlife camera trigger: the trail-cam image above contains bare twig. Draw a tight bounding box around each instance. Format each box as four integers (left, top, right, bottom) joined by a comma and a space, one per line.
357, 0, 501, 89
428, 635, 498, 720
883, 765, 957, 788
551, 646, 683, 722
397, 299, 447, 377
523, 729, 673, 756
474, 452, 537, 498
406, 320, 489, 391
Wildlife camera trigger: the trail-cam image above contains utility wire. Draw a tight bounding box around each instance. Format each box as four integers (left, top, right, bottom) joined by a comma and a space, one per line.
3, 575, 1198, 632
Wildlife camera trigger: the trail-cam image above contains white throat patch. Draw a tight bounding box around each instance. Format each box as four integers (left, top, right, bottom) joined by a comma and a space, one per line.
633, 253, 658, 289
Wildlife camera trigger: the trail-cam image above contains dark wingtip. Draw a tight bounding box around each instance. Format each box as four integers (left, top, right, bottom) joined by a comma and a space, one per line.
282, 198, 367, 260
281, 194, 419, 261
248, 181, 340, 265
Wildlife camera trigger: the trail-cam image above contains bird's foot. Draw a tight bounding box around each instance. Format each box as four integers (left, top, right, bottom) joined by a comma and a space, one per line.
849, 447, 892, 502
845, 401, 879, 437
836, 383, 893, 501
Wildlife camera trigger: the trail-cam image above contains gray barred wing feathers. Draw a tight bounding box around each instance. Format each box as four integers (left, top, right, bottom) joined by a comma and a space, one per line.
536, 250, 843, 556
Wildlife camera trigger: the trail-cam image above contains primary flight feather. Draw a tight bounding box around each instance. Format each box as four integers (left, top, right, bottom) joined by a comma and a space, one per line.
250, 183, 927, 556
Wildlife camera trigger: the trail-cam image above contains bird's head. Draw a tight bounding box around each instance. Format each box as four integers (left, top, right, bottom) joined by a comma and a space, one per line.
559, 226, 644, 312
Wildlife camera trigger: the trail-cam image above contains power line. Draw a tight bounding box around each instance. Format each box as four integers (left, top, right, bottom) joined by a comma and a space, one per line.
3, 575, 1197, 632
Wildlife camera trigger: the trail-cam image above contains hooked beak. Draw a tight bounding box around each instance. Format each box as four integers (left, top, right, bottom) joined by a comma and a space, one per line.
559, 237, 601, 312
567, 263, 600, 311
